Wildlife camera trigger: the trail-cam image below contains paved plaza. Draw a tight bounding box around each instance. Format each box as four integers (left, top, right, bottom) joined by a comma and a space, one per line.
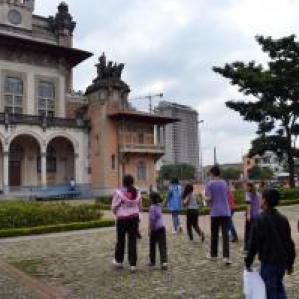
0, 206, 298, 299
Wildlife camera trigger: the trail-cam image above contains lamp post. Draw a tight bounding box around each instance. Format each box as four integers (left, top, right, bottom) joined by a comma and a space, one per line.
197, 120, 204, 184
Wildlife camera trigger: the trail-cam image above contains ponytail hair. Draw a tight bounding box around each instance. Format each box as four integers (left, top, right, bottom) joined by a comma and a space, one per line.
123, 174, 137, 198
182, 184, 193, 199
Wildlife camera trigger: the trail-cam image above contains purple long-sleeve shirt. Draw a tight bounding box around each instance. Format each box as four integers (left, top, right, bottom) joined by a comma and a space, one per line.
149, 204, 165, 231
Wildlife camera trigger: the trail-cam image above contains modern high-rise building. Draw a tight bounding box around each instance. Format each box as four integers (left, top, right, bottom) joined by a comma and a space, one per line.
156, 101, 200, 175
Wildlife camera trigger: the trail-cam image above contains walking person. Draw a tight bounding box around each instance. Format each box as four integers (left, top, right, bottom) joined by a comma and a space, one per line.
148, 192, 168, 270
183, 184, 205, 242
165, 178, 183, 234
111, 175, 142, 272
244, 182, 260, 252
227, 183, 238, 242
205, 166, 232, 265
245, 189, 296, 299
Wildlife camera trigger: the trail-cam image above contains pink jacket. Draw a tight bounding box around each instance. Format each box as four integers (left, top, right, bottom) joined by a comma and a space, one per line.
111, 189, 142, 219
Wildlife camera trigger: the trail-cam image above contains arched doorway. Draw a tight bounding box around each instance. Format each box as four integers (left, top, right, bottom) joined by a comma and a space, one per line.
9, 135, 41, 187
46, 137, 75, 185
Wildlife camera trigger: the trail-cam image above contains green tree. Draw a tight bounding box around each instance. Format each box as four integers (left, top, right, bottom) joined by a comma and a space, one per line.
221, 167, 242, 181
213, 35, 299, 187
248, 166, 274, 180
159, 164, 195, 181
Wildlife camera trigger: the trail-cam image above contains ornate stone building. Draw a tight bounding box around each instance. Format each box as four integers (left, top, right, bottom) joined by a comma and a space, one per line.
0, 0, 175, 194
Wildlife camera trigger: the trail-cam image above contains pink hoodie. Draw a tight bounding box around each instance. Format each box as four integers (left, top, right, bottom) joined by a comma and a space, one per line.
111, 189, 142, 220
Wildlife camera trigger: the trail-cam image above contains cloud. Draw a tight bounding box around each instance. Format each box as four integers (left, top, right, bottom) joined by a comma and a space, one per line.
35, 0, 299, 165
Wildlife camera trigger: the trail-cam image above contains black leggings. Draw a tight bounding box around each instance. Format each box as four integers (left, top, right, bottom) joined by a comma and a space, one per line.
186, 209, 203, 241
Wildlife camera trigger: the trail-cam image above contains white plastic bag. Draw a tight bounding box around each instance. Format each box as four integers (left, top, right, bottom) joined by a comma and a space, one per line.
243, 270, 267, 299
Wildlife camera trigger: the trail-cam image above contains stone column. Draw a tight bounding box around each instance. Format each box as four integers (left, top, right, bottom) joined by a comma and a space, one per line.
41, 152, 47, 187
3, 151, 9, 194
75, 153, 80, 184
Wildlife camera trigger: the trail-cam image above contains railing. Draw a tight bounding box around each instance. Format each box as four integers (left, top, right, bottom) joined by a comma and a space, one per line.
0, 113, 89, 129
2, 184, 96, 199
120, 143, 165, 153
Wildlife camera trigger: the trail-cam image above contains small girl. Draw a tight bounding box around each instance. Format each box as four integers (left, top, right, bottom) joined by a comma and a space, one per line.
148, 192, 168, 270
244, 182, 260, 252
183, 184, 205, 242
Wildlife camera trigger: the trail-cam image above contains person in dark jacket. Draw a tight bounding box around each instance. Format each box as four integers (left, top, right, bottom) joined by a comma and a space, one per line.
245, 189, 296, 299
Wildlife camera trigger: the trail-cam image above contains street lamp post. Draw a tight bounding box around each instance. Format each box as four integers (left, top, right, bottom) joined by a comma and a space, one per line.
197, 120, 204, 184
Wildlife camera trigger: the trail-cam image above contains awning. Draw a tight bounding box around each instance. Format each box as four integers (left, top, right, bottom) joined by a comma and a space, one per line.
108, 110, 179, 125
0, 32, 93, 67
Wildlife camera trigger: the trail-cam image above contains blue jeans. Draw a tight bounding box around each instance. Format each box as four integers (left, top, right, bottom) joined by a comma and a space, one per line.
260, 264, 286, 299
171, 212, 181, 232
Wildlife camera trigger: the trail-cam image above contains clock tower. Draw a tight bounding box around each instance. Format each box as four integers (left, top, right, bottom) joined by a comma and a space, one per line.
0, 0, 35, 31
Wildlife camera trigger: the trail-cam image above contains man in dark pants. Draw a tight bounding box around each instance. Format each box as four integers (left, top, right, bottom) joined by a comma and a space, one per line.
245, 189, 296, 299
205, 166, 232, 265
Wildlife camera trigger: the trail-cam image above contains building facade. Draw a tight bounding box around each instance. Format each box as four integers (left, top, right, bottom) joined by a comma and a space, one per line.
156, 101, 200, 174
0, 0, 175, 194
243, 151, 286, 179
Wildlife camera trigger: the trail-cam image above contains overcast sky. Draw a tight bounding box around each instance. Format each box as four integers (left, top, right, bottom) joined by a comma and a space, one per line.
36, 0, 299, 166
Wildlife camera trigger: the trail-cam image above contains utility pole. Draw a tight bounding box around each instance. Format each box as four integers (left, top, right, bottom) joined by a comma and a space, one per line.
214, 147, 218, 166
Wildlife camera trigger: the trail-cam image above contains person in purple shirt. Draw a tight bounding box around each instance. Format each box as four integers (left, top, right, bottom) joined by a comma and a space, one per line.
244, 182, 261, 252
205, 166, 231, 265
148, 192, 168, 270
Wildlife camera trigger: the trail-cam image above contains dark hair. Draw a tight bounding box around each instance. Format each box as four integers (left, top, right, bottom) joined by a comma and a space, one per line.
182, 184, 193, 199
262, 189, 280, 208
123, 174, 137, 198
210, 166, 220, 177
150, 192, 163, 205
171, 178, 179, 185
246, 182, 256, 194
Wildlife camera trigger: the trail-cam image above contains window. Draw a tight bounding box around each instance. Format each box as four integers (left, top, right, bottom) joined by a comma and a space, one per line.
111, 155, 116, 170
4, 77, 23, 114
38, 81, 55, 117
138, 133, 144, 144
137, 161, 146, 181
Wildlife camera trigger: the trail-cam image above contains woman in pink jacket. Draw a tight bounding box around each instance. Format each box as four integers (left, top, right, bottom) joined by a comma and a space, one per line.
112, 175, 142, 272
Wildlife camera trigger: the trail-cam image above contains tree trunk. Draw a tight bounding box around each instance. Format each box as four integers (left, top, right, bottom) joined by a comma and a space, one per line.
288, 154, 295, 188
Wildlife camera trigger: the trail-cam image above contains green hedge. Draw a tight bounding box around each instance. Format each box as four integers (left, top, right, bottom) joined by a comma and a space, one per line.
0, 201, 103, 229
0, 219, 115, 238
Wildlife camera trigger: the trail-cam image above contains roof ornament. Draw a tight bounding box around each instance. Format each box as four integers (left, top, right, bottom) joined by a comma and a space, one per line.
96, 52, 125, 80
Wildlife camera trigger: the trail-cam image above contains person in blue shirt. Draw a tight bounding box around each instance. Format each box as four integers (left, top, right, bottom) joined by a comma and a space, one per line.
165, 178, 183, 234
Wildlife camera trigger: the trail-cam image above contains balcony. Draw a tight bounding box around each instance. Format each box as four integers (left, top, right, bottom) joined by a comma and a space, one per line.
119, 132, 165, 155
120, 143, 165, 154
0, 113, 89, 129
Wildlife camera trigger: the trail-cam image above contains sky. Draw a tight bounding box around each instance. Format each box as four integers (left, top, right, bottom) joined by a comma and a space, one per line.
35, 0, 299, 166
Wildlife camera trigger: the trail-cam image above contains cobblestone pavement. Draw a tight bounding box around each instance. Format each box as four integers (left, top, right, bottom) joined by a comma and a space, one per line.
0, 206, 298, 299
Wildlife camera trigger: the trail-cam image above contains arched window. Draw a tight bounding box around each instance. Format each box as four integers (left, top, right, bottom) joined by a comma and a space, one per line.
137, 161, 146, 181
4, 77, 23, 114
38, 81, 55, 117
111, 154, 116, 170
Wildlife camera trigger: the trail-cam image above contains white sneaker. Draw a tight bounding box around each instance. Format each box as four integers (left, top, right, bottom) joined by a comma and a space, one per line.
112, 259, 123, 269
130, 266, 137, 273
223, 258, 232, 265
161, 263, 168, 270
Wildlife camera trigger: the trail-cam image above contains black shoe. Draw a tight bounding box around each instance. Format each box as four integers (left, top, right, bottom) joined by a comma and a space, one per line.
231, 237, 238, 243
136, 231, 142, 239
201, 232, 205, 243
